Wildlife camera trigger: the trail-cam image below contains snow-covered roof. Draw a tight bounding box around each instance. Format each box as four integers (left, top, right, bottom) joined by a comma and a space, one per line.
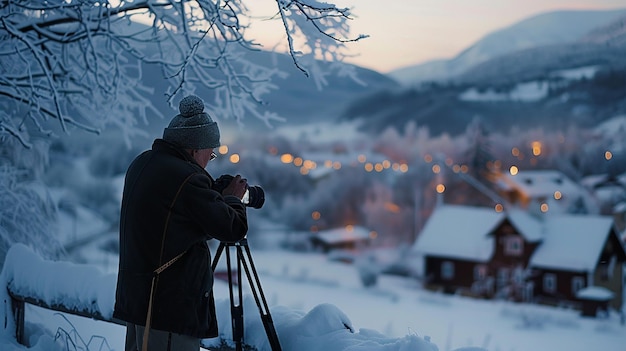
507, 208, 543, 242
412, 205, 501, 262
310, 226, 371, 244
575, 286, 614, 301
503, 170, 583, 199
413, 205, 617, 272
529, 215, 614, 272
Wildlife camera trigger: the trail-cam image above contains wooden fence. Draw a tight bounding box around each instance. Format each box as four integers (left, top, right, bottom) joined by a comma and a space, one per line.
7, 287, 126, 346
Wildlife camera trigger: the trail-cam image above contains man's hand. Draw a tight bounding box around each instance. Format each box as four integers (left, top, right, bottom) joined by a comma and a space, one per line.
221, 174, 248, 200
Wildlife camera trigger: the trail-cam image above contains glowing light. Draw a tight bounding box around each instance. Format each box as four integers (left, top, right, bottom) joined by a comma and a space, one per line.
540, 203, 549, 213
399, 164, 409, 173
375, 163, 384, 172
312, 211, 321, 220
510, 165, 519, 175
495, 204, 504, 212
280, 153, 293, 163
303, 160, 316, 169
445, 158, 453, 166
218, 145, 229, 154
369, 231, 378, 239
460, 165, 469, 173
452, 165, 461, 173
392, 163, 400, 171
493, 160, 502, 169
436, 184, 445, 193
229, 154, 240, 163
384, 202, 400, 213
345, 225, 354, 232
512, 148, 520, 157
358, 154, 366, 163
554, 191, 562, 200
294, 157, 304, 167
432, 164, 441, 174
382, 160, 391, 169
532, 141, 542, 156
324, 160, 333, 168
424, 154, 433, 163
300, 167, 309, 175
333, 162, 341, 170
364, 163, 374, 172
605, 151, 613, 160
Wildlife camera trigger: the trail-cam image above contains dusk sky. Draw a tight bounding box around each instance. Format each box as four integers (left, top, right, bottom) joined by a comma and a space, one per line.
247, 0, 626, 73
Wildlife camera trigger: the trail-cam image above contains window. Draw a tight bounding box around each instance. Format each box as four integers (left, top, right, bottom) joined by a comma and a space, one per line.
571, 276, 584, 294
504, 236, 523, 256
441, 261, 454, 280
543, 273, 556, 293
474, 265, 487, 280
600, 256, 617, 281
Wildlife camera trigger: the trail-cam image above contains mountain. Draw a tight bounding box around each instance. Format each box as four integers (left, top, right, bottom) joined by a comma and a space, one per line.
388, 9, 626, 86
137, 49, 398, 139
341, 10, 626, 137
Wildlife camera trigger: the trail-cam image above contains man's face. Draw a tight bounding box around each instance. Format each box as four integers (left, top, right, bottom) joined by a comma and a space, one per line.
193, 148, 215, 168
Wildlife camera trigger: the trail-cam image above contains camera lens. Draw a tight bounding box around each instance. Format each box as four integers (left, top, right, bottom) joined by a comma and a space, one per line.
246, 186, 265, 209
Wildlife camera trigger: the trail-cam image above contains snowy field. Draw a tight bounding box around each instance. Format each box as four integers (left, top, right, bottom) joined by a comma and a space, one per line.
1, 236, 625, 351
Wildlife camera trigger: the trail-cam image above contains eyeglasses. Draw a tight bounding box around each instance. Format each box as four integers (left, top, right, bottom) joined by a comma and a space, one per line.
210, 152, 218, 161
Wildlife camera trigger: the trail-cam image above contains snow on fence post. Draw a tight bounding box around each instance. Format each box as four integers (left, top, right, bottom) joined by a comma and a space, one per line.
1, 243, 119, 345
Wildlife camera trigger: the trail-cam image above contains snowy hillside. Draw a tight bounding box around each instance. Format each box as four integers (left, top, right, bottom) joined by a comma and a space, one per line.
388, 9, 626, 85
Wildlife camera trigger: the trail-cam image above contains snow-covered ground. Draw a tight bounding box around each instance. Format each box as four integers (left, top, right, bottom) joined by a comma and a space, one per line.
1, 236, 625, 351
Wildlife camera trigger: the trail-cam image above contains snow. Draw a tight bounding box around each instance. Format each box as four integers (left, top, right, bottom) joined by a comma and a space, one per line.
310, 226, 372, 245
530, 215, 615, 272
550, 65, 600, 80
1, 242, 626, 351
411, 205, 500, 261
458, 82, 549, 102
576, 286, 615, 301
457, 65, 601, 103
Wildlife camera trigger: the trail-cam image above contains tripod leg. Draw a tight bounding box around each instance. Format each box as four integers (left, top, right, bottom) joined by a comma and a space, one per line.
225, 246, 244, 351
211, 242, 225, 271
237, 245, 282, 351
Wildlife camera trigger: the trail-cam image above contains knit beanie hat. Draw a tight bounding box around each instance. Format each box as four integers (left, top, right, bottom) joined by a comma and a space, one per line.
163, 95, 220, 149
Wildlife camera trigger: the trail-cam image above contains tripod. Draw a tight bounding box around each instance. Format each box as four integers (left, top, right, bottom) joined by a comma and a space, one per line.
211, 239, 282, 351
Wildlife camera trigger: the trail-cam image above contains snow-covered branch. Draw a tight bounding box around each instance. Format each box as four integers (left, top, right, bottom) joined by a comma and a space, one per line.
0, 0, 364, 147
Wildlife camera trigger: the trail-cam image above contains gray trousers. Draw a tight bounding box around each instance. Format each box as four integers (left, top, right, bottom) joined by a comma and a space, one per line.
125, 323, 200, 351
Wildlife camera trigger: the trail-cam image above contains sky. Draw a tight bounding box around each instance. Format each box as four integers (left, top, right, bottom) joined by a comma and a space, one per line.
246, 0, 626, 73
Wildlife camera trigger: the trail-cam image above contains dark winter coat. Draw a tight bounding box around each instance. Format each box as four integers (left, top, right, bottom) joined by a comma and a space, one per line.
113, 139, 248, 338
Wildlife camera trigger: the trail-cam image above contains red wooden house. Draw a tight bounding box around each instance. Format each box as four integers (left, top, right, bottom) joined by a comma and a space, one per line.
412, 205, 626, 313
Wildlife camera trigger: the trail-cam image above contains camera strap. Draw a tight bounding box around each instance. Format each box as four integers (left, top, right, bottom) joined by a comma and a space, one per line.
142, 172, 196, 351
142, 250, 187, 351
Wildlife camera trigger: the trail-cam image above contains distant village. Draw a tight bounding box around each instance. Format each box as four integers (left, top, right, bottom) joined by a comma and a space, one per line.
304, 164, 626, 320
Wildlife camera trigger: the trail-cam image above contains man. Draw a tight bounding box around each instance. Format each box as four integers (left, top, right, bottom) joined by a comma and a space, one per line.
114, 95, 249, 351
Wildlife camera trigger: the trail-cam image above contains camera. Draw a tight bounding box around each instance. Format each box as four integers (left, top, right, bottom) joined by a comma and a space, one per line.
213, 174, 265, 209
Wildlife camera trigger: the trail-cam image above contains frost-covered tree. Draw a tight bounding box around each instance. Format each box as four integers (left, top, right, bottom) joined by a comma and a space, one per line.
0, 0, 365, 264
0, 0, 365, 146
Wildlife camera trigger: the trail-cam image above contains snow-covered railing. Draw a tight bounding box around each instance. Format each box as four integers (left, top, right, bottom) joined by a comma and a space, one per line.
1, 244, 119, 345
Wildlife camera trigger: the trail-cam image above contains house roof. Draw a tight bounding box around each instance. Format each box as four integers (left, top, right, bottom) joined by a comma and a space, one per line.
501, 170, 583, 199
310, 226, 371, 245
507, 209, 543, 242
411, 205, 501, 262
529, 215, 615, 272
413, 205, 618, 272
